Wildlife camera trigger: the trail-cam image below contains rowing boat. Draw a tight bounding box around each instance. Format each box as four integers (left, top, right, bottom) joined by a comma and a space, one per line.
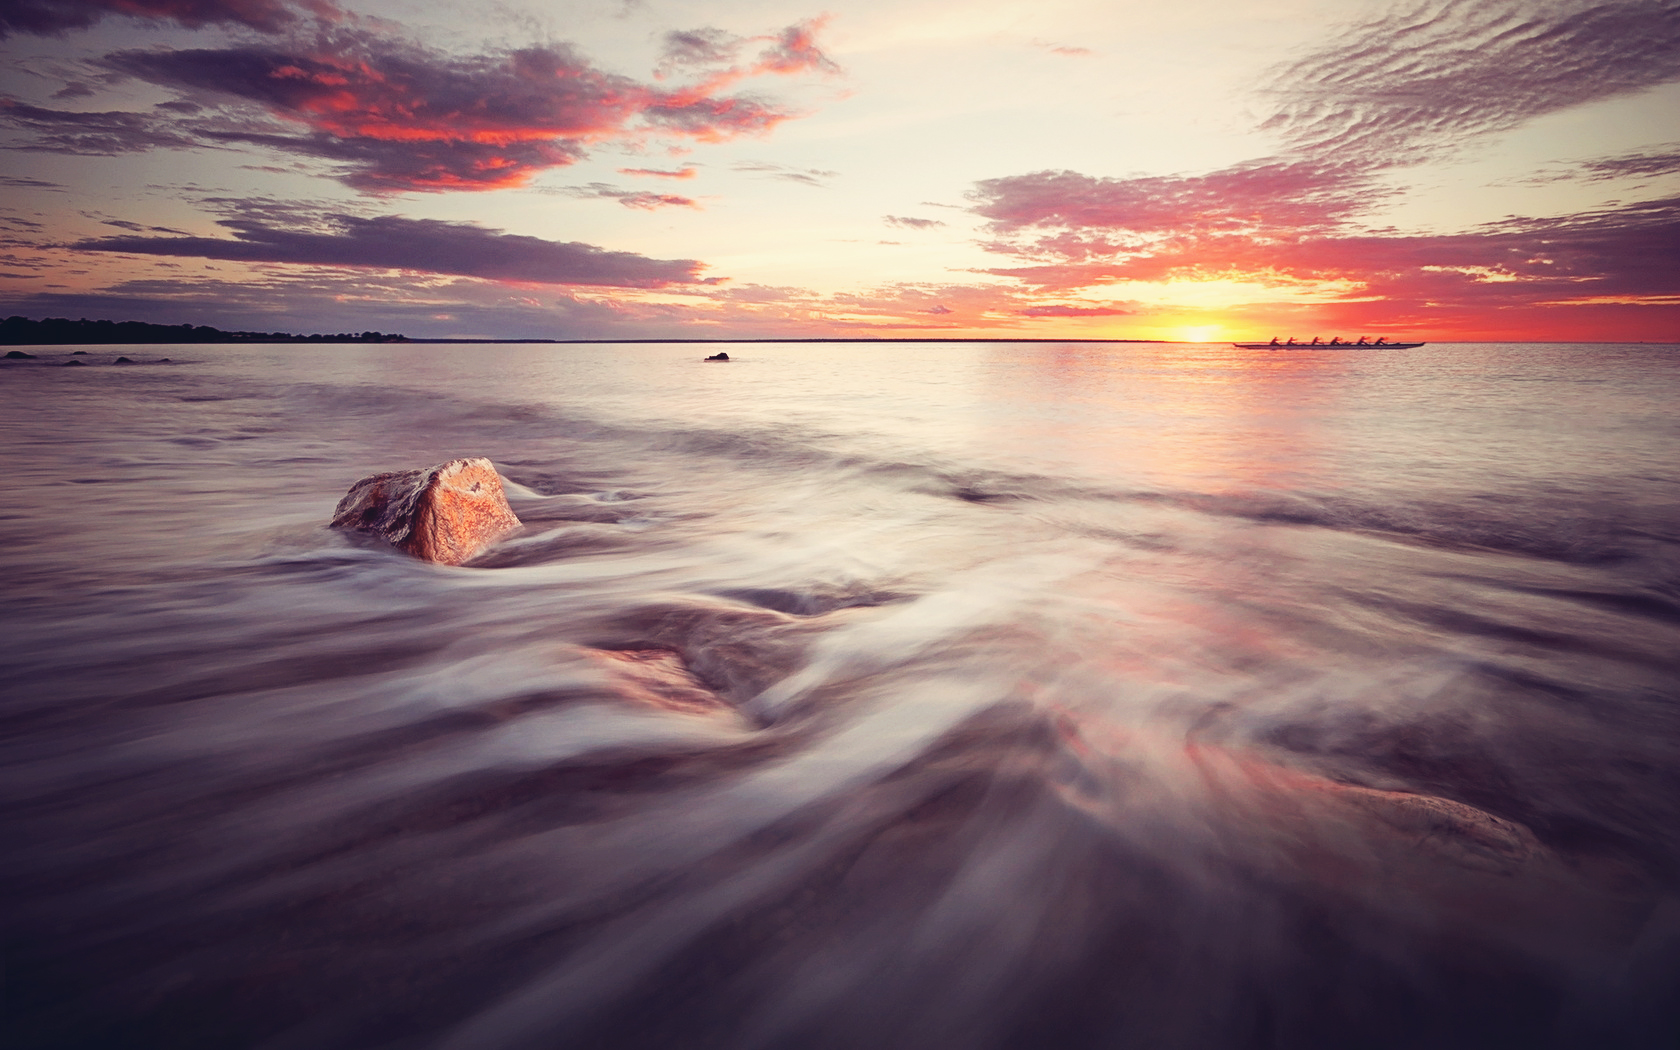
1233, 341, 1426, 349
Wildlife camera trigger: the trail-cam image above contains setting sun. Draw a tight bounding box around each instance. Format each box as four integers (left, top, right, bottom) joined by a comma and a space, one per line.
1176, 325, 1222, 343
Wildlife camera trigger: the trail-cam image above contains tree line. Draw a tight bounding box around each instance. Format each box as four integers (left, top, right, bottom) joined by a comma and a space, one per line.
2, 316, 408, 345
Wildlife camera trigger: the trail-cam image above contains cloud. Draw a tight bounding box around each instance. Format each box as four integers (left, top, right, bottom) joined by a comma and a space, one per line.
971, 161, 1380, 245
733, 160, 836, 186
1522, 145, 1680, 184
657, 28, 744, 73
619, 166, 697, 179
964, 0, 1680, 333
0, 174, 64, 189
1017, 304, 1132, 317
0, 97, 200, 154
555, 183, 700, 209
11, 20, 836, 193
884, 215, 946, 230
755, 18, 840, 76
72, 208, 710, 287
1263, 0, 1680, 163
0, 0, 310, 38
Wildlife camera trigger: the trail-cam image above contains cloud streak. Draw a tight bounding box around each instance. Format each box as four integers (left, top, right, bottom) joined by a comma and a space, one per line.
0, 0, 315, 38
884, 215, 946, 230
556, 183, 700, 209
72, 209, 710, 287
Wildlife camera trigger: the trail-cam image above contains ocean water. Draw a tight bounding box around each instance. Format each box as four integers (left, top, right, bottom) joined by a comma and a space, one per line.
3, 340, 1678, 1049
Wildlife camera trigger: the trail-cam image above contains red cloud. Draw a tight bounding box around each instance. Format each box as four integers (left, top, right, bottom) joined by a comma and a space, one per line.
92, 22, 835, 192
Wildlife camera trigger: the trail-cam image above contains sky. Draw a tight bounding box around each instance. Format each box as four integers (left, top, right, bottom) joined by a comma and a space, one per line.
1, 0, 1677, 341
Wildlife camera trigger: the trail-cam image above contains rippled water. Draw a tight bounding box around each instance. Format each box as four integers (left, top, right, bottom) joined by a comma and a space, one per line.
3, 341, 1679, 1049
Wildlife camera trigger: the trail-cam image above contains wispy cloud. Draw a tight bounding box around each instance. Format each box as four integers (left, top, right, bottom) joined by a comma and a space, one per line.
619, 166, 698, 180
553, 183, 700, 210
1518, 144, 1680, 184
884, 215, 946, 230
1017, 303, 1130, 317
734, 160, 836, 186
0, 174, 64, 189
0, 96, 200, 154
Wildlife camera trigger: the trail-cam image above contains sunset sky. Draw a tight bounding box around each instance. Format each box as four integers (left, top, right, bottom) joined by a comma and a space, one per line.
2, 0, 1676, 341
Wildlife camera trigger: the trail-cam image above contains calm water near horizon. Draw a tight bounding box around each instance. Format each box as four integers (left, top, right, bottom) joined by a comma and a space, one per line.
4, 340, 1679, 1049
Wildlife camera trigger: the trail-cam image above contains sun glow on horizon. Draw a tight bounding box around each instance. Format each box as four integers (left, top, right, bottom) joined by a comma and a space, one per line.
1174, 324, 1222, 343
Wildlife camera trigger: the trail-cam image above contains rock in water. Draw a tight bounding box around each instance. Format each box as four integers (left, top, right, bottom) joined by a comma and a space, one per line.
331, 457, 521, 565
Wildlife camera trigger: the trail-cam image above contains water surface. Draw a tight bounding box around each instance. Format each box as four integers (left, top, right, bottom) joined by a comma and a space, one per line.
4, 341, 1679, 1049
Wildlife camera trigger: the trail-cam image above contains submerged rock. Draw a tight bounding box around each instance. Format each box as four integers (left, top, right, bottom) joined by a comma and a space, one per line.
5, 350, 36, 359
587, 648, 732, 714
331, 457, 521, 565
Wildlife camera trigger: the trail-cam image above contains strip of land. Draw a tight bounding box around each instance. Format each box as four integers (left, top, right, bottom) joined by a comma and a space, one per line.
4, 315, 1168, 346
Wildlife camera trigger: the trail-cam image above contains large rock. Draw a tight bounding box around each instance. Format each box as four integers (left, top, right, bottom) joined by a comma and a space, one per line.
332, 457, 521, 565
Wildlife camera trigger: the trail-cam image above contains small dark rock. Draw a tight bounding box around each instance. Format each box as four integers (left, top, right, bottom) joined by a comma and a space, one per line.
63, 359, 85, 367
4, 350, 36, 359
704, 351, 729, 361
114, 356, 134, 363
157, 358, 170, 362
71, 350, 88, 355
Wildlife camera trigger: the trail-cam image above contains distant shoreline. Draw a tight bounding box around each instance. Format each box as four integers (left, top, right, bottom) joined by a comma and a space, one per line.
404, 337, 1171, 344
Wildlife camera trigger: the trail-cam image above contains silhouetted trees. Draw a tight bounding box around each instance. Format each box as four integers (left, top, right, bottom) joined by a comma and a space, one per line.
1, 316, 407, 345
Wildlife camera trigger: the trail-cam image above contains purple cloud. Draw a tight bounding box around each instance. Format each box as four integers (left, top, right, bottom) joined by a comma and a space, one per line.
0, 0, 309, 37
72, 210, 711, 287
658, 28, 744, 73
0, 97, 199, 154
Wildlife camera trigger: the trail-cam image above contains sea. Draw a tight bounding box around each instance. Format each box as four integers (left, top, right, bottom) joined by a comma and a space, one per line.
3, 340, 1679, 1050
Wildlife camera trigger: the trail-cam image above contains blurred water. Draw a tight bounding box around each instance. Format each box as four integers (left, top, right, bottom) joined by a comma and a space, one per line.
3, 341, 1679, 1049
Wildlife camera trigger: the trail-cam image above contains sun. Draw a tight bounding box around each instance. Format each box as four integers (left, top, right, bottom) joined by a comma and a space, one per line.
1175, 325, 1222, 343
